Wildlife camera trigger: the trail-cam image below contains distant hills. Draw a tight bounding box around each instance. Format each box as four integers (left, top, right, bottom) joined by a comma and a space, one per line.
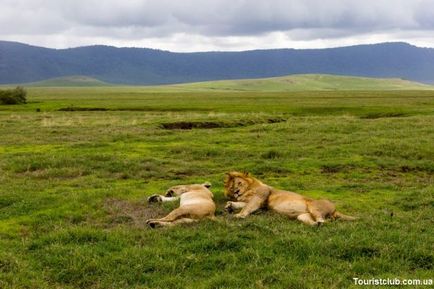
171, 74, 434, 91
1, 41, 434, 85
27, 76, 110, 87
24, 74, 433, 91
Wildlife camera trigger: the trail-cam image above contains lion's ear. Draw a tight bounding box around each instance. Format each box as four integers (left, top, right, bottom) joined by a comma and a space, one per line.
243, 171, 250, 177
203, 182, 212, 188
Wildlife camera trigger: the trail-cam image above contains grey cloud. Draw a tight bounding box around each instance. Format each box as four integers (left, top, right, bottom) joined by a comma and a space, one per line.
0, 1, 69, 35
415, 0, 434, 29
60, 0, 172, 28
0, 0, 427, 33
0, 0, 434, 49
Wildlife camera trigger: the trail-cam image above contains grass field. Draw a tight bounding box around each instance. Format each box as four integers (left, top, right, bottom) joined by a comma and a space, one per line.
0, 84, 433, 288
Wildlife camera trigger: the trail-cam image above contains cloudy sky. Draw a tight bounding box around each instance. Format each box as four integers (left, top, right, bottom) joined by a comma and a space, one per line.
1, 0, 434, 51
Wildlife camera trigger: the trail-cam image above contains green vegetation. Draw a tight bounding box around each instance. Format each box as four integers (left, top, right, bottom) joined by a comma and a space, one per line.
13, 73, 434, 91
0, 85, 433, 288
171, 74, 434, 91
0, 87, 27, 105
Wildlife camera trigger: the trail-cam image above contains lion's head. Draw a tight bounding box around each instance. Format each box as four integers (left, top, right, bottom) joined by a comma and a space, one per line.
224, 171, 261, 200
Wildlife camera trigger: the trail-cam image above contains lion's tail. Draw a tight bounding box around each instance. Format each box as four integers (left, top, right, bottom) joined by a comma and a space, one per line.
333, 211, 357, 221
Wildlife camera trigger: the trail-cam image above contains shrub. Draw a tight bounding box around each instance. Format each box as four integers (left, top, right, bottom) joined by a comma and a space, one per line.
0, 87, 27, 105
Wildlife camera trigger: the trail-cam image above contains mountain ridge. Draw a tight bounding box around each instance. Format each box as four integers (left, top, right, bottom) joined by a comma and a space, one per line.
25, 76, 110, 87
1, 41, 434, 85
0, 40, 418, 52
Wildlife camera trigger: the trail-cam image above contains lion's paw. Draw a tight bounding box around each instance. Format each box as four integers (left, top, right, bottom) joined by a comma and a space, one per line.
145, 219, 159, 228
225, 201, 235, 213
315, 219, 325, 227
148, 194, 163, 203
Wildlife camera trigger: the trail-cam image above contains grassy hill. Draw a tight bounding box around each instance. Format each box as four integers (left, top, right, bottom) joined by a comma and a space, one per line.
27, 76, 110, 87
172, 74, 434, 91
11, 74, 434, 91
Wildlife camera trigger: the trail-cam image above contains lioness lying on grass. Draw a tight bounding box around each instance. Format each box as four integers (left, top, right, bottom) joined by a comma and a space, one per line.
224, 171, 355, 225
146, 182, 216, 228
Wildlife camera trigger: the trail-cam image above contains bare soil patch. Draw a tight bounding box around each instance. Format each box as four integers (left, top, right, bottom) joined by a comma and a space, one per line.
160, 118, 286, 130
103, 198, 167, 228
359, 112, 408, 119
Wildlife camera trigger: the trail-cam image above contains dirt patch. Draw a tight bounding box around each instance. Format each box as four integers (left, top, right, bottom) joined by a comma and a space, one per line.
58, 107, 108, 111
57, 107, 211, 112
359, 112, 408, 119
103, 198, 166, 228
261, 150, 282, 159
337, 246, 380, 261
320, 164, 354, 174
160, 118, 286, 130
160, 121, 223, 130
408, 254, 433, 270
399, 165, 433, 173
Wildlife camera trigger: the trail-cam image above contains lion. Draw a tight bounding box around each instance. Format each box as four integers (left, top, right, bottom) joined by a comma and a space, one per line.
224, 172, 356, 225
146, 182, 216, 228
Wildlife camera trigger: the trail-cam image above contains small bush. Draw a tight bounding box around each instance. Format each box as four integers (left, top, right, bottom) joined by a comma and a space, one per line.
0, 87, 27, 105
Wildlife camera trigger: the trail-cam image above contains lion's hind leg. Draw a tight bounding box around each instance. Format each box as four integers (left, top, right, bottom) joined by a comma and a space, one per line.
307, 199, 336, 224
146, 207, 191, 227
307, 205, 326, 224
296, 213, 318, 226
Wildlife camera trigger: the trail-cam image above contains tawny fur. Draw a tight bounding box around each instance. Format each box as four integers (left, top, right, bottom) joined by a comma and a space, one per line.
146, 183, 216, 228
224, 171, 356, 225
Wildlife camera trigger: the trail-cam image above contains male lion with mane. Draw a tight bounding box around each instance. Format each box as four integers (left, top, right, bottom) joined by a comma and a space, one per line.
224, 171, 355, 225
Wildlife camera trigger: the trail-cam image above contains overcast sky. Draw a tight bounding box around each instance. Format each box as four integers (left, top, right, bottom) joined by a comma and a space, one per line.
1, 0, 434, 51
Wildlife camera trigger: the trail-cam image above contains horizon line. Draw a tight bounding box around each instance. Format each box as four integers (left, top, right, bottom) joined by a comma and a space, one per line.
1, 39, 432, 53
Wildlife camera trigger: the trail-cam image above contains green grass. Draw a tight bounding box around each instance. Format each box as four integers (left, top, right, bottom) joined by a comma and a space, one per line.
0, 86, 433, 289
171, 74, 433, 91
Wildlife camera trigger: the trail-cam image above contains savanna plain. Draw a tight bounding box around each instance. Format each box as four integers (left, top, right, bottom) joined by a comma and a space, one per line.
0, 84, 433, 289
